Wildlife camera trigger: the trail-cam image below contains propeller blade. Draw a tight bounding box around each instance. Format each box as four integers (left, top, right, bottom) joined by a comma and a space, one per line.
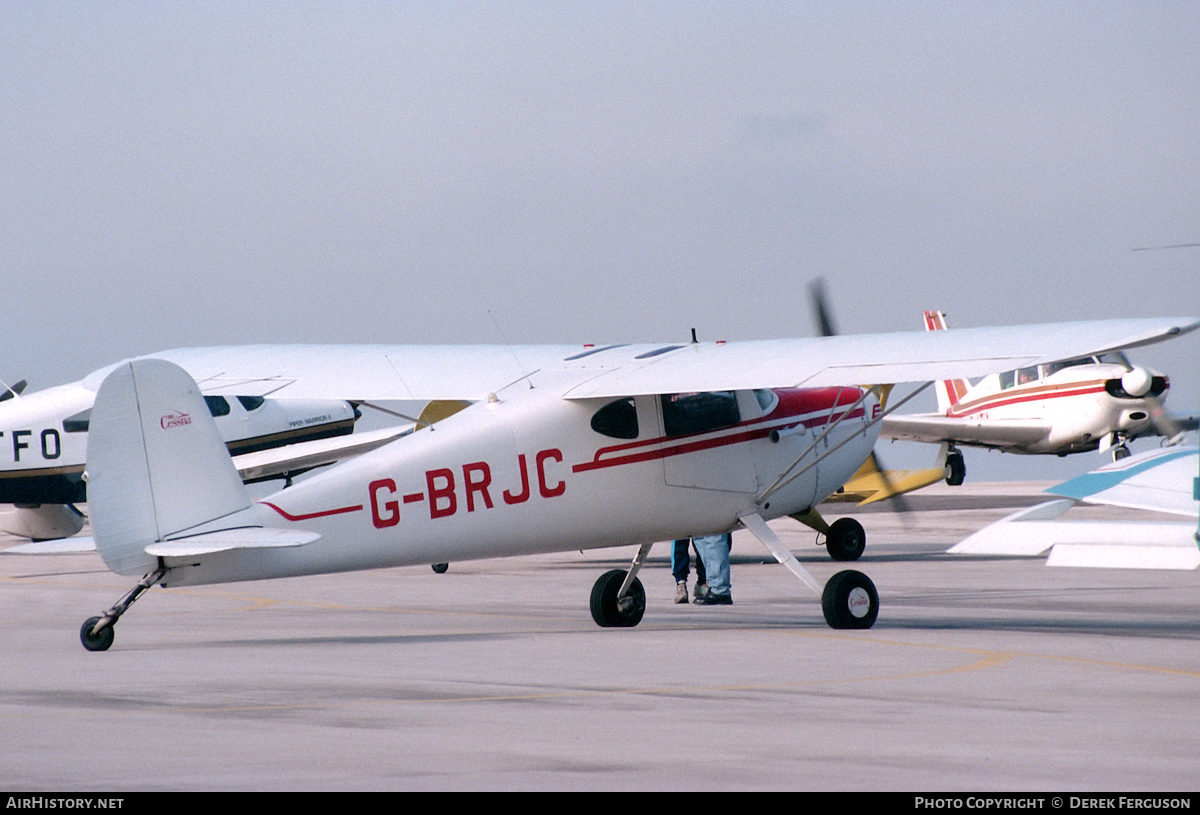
0, 379, 27, 403
808, 278, 837, 337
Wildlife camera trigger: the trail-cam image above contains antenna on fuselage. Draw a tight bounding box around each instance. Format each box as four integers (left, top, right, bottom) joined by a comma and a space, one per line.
489, 309, 534, 389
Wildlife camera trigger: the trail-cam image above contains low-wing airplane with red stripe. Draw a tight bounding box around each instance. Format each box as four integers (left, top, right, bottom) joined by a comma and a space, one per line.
880, 310, 1198, 486
72, 315, 1200, 650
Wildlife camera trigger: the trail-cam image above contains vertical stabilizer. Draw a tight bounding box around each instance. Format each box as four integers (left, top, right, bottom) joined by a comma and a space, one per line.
87, 360, 252, 576
923, 310, 969, 414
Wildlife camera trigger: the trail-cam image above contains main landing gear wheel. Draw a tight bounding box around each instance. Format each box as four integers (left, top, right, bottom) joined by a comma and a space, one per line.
589, 569, 646, 628
821, 570, 879, 629
825, 517, 866, 562
80, 616, 115, 652
431, 563, 449, 573
945, 448, 965, 486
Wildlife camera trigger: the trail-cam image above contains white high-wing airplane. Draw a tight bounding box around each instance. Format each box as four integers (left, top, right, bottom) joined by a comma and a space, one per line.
0, 365, 406, 541
880, 311, 1197, 485
71, 316, 1199, 651
950, 445, 1199, 569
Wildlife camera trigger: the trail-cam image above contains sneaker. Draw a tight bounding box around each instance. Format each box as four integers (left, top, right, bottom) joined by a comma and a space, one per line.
693, 582, 709, 600
694, 592, 732, 606
674, 582, 689, 604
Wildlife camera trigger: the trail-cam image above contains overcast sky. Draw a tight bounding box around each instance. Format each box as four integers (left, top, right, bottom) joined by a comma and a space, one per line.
2, 2, 1197, 482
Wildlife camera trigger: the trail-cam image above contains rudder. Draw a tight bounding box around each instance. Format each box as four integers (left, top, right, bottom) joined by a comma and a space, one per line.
86, 360, 253, 576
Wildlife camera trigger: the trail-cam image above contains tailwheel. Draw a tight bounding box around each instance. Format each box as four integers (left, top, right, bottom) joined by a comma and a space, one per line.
589, 569, 646, 628
821, 569, 879, 629
825, 517, 866, 561
80, 616, 115, 652
79, 565, 167, 652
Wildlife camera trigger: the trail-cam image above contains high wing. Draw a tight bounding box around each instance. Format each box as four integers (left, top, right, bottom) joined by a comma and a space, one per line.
950, 446, 1200, 569
93, 316, 1199, 401
879, 414, 1050, 449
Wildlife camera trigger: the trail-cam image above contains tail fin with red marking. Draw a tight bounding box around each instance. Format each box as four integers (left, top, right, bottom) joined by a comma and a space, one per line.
923, 311, 970, 414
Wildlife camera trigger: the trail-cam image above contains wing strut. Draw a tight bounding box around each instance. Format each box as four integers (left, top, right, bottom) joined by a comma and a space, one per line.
617, 542, 654, 606
740, 513, 821, 594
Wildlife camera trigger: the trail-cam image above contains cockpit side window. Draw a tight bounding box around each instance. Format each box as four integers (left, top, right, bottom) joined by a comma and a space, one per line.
205, 395, 231, 417
753, 388, 778, 414
237, 395, 266, 411
661, 391, 740, 437
590, 398, 639, 439
999, 370, 1015, 390
1016, 366, 1039, 386
1043, 358, 1091, 378
63, 409, 91, 433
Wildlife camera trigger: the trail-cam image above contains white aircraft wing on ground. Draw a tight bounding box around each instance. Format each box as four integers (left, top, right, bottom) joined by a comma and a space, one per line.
950, 445, 1200, 569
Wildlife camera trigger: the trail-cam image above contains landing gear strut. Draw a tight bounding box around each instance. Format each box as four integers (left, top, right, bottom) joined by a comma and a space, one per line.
80, 565, 168, 652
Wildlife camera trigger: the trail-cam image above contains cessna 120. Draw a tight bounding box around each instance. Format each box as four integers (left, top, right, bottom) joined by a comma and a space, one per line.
73, 315, 1199, 651
880, 311, 1197, 485
0, 365, 404, 541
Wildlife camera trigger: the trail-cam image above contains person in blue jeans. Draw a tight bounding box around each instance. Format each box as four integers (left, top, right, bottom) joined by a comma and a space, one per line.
692, 532, 732, 605
671, 538, 707, 603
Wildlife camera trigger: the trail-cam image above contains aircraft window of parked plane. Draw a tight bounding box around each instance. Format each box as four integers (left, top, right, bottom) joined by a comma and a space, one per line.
999, 370, 1016, 390
1016, 366, 1039, 385
753, 388, 779, 414
661, 391, 740, 437
1043, 358, 1092, 378
63, 409, 91, 433
204, 395, 231, 417
237, 396, 265, 411
590, 398, 639, 439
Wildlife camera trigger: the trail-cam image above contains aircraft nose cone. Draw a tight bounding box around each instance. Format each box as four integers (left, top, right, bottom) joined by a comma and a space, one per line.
1120, 367, 1154, 398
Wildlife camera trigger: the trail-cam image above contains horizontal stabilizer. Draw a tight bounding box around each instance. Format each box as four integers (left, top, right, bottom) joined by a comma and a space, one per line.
145, 527, 320, 558
4, 536, 97, 555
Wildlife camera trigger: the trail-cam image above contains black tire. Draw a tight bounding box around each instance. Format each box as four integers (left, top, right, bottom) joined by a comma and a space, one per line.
826, 517, 866, 561
431, 563, 449, 574
945, 450, 965, 486
80, 616, 115, 652
821, 570, 879, 629
589, 569, 646, 628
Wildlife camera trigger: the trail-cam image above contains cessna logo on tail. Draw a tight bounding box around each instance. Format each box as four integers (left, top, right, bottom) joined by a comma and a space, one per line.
160, 412, 192, 429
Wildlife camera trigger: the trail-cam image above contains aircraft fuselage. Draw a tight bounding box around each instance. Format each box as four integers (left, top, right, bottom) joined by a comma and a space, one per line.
159, 386, 881, 586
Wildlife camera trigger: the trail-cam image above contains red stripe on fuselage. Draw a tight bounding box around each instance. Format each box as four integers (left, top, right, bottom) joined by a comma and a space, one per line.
946, 380, 1107, 418
573, 387, 866, 473
260, 501, 364, 522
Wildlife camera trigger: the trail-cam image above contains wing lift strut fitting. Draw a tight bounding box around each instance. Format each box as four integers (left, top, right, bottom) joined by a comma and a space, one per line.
756, 381, 933, 506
